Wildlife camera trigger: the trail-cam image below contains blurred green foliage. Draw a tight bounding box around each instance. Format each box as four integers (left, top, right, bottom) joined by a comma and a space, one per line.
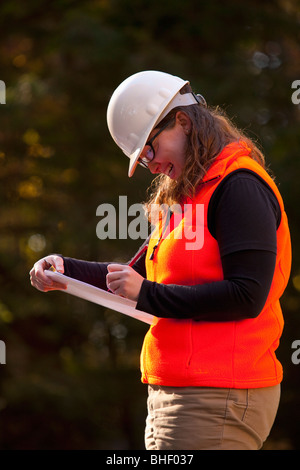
0, 0, 299, 450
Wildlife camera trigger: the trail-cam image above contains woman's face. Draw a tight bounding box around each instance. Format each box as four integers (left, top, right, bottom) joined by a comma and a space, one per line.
147, 112, 191, 180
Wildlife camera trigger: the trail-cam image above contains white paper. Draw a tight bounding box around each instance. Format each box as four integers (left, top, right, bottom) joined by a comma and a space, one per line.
45, 270, 154, 325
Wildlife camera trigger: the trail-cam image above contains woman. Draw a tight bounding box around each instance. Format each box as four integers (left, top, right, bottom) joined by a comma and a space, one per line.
30, 71, 292, 450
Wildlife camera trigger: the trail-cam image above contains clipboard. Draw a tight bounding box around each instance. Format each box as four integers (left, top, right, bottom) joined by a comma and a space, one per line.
45, 270, 154, 325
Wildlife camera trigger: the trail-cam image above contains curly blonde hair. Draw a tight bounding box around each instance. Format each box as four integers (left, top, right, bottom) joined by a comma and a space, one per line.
144, 94, 265, 219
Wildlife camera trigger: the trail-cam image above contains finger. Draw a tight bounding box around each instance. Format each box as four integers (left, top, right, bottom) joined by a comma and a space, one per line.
106, 266, 124, 288
106, 279, 119, 293
46, 282, 67, 291
30, 266, 53, 287
106, 271, 123, 291
106, 270, 123, 283
107, 263, 126, 273
38, 255, 64, 274
48, 255, 64, 273
32, 256, 63, 284
31, 275, 53, 292
30, 261, 67, 291
32, 277, 67, 292
107, 281, 126, 298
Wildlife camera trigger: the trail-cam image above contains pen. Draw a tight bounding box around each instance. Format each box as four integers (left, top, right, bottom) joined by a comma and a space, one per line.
106, 245, 149, 294
128, 244, 148, 266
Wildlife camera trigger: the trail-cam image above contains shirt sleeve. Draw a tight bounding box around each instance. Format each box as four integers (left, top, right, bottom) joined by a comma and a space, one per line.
208, 170, 280, 256
63, 257, 110, 290
62, 238, 149, 289
135, 171, 281, 320
136, 250, 276, 321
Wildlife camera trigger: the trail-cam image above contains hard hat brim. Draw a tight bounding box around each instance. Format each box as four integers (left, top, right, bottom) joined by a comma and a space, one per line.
127, 90, 198, 177
128, 147, 143, 177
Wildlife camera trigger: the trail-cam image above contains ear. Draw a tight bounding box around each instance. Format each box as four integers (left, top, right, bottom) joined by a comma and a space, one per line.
175, 111, 192, 135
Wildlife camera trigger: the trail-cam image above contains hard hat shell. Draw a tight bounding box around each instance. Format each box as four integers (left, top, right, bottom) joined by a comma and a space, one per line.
106, 70, 197, 177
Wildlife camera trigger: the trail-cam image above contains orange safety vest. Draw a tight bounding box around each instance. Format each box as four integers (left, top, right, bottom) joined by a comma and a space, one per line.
141, 141, 292, 388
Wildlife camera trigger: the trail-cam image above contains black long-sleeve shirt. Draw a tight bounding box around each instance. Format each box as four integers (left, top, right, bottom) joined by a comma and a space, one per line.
63, 170, 281, 322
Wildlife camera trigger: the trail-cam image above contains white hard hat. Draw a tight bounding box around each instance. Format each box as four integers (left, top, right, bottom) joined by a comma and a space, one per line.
106, 70, 198, 177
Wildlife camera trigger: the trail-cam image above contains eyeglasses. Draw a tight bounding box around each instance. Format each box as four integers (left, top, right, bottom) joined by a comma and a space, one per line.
138, 120, 173, 169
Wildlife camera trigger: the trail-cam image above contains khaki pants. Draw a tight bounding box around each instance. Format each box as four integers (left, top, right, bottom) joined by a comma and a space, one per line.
145, 384, 280, 450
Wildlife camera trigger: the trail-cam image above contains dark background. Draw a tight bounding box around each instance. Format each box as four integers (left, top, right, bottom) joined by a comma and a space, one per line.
0, 0, 299, 450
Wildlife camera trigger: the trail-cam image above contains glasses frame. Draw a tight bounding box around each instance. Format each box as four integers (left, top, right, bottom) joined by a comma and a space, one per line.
138, 119, 173, 169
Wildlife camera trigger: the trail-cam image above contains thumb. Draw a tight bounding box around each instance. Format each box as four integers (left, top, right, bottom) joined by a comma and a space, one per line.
50, 255, 65, 274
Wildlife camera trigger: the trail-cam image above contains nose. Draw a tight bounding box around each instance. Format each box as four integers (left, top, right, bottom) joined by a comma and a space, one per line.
148, 161, 161, 174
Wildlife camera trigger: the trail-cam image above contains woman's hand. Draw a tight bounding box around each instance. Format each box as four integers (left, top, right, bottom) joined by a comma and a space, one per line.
106, 264, 144, 301
29, 255, 67, 292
